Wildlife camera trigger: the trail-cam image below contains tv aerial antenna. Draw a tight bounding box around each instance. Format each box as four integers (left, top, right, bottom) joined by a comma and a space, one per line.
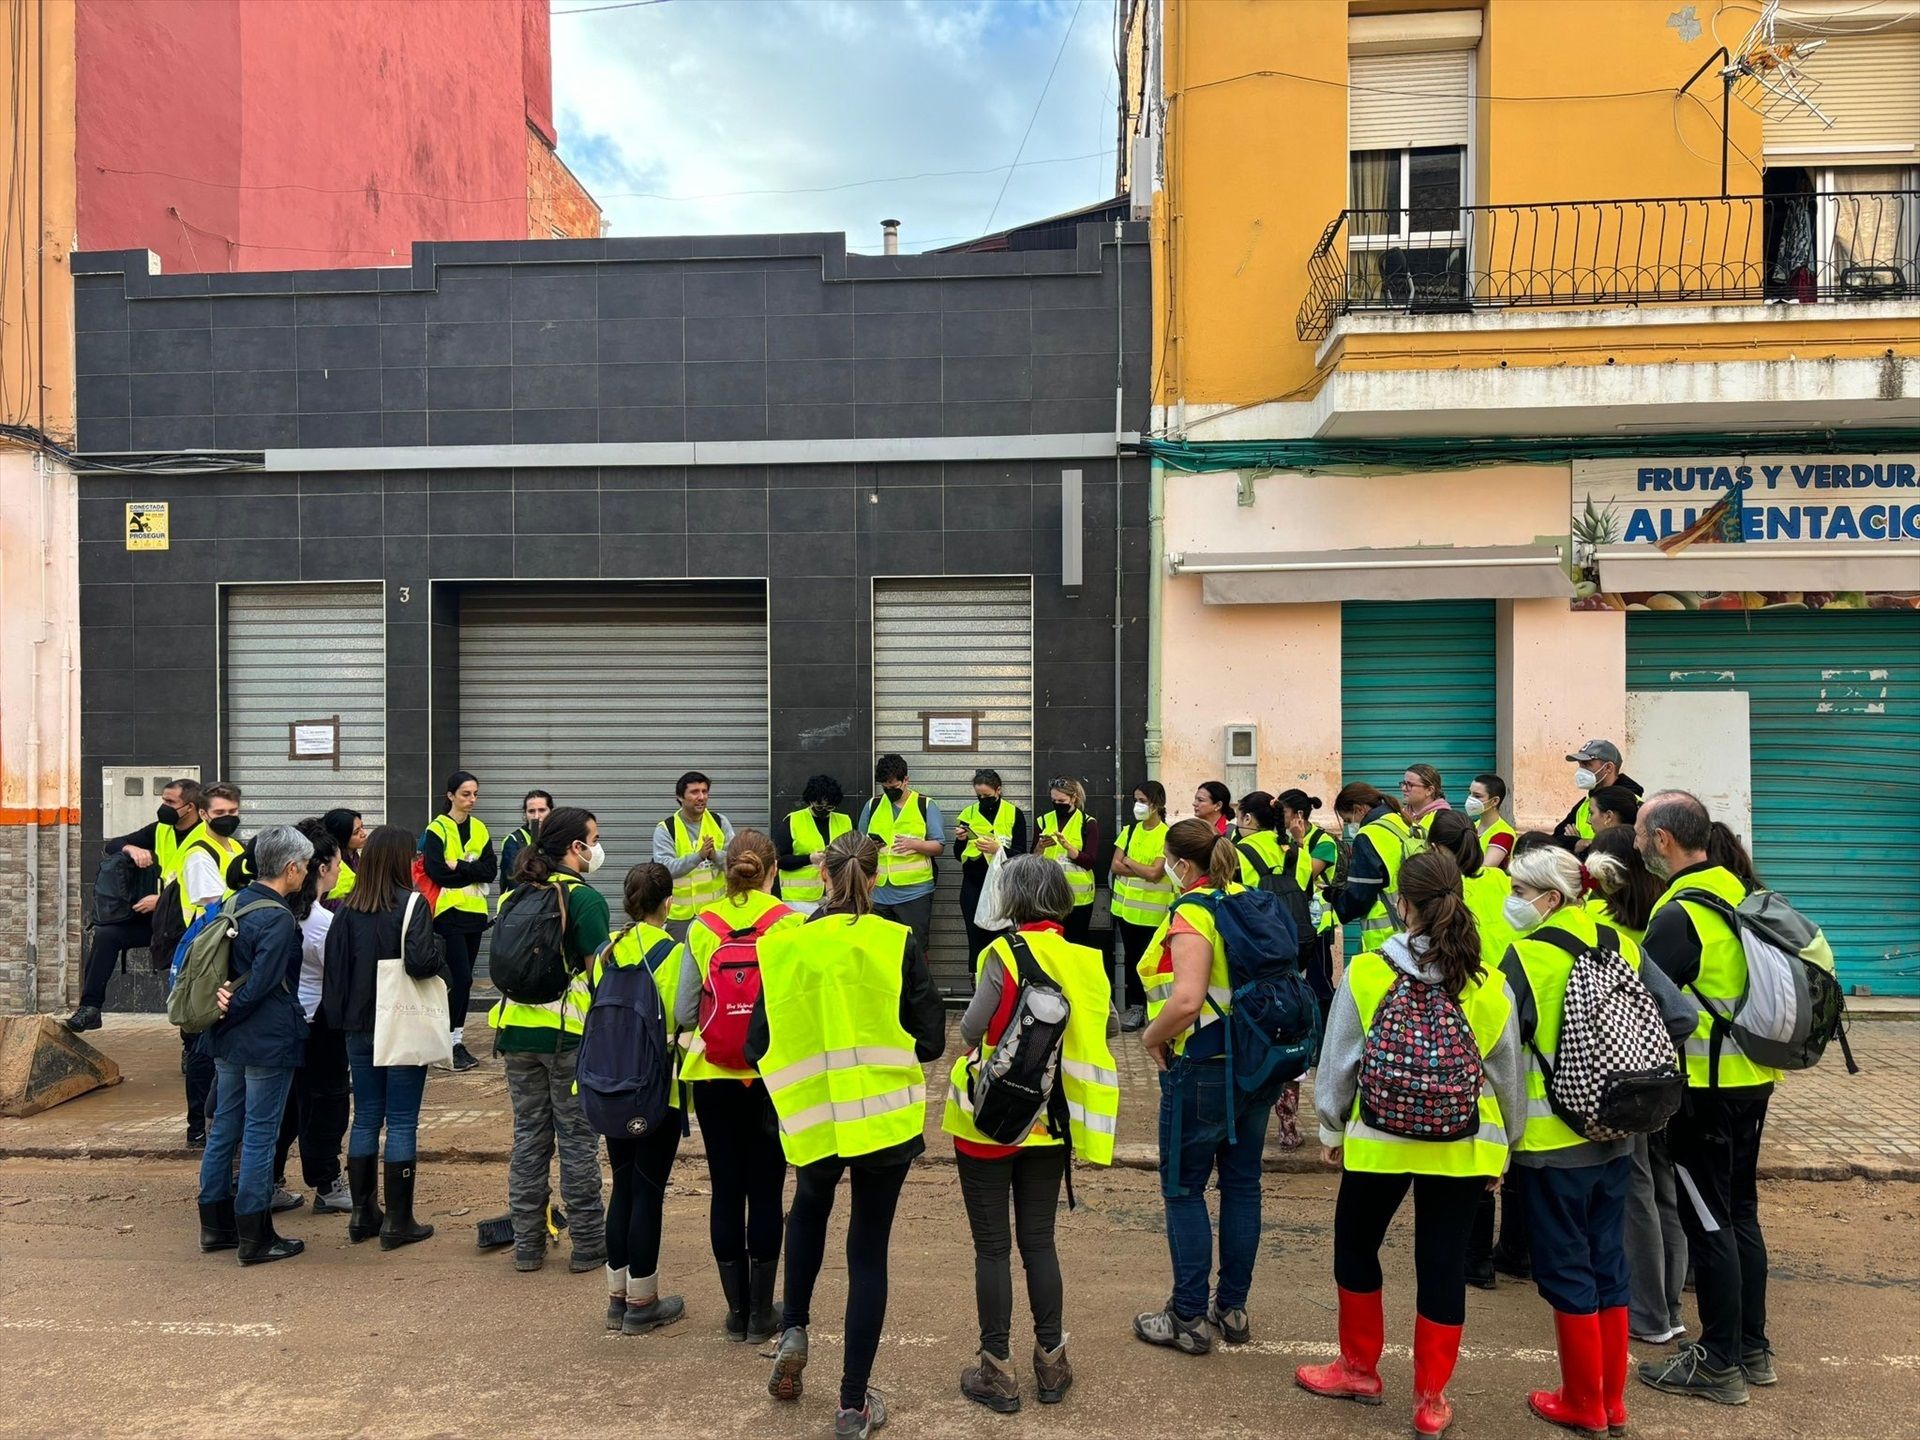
1678, 0, 1831, 196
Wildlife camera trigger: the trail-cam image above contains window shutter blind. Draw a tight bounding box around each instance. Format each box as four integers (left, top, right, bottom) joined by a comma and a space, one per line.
1763, 33, 1920, 162
1349, 50, 1472, 150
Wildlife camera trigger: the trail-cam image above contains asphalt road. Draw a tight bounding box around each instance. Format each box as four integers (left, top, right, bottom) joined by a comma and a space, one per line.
2, 1158, 1916, 1439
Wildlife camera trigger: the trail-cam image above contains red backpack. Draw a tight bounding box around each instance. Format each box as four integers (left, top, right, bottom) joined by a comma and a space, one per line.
695, 906, 794, 1072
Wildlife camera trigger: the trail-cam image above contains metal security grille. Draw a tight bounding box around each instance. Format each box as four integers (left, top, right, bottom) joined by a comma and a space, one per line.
1341, 599, 1496, 799
457, 585, 770, 912
872, 577, 1034, 991
223, 584, 386, 830
1627, 609, 1920, 997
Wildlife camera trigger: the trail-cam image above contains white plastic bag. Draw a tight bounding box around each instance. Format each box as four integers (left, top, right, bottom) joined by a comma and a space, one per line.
374, 893, 454, 1068
974, 847, 1014, 932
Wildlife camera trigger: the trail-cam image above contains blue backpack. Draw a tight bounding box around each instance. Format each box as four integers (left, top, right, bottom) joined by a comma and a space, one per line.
1175, 887, 1322, 1141
576, 932, 677, 1140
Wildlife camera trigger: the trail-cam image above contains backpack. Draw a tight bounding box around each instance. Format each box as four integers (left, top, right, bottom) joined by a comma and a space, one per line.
490, 879, 573, 1004
1174, 887, 1321, 1141
576, 930, 677, 1140
1357, 967, 1484, 1140
149, 876, 190, 974
93, 852, 145, 928
166, 897, 283, 1035
1512, 925, 1686, 1141
1675, 888, 1859, 1077
966, 934, 1072, 1147
1238, 838, 1314, 941
695, 905, 793, 1073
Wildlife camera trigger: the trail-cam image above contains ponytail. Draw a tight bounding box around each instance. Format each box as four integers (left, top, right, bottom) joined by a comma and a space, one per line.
820, 832, 879, 917
1238, 790, 1279, 833
1164, 817, 1234, 889
1397, 849, 1483, 997
517, 806, 594, 885
1334, 781, 1402, 819
1207, 834, 1240, 888
1706, 821, 1762, 890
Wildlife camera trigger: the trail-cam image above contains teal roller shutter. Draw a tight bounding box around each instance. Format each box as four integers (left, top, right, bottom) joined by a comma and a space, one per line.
1627, 610, 1920, 997
1341, 600, 1497, 797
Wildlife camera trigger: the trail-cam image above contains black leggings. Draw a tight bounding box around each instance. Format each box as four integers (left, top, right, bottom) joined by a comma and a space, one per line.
692, 1080, 787, 1263
437, 924, 483, 1032
957, 1146, 1068, 1357
780, 1156, 909, 1411
606, 1118, 682, 1280
1333, 1170, 1486, 1326
1116, 919, 1155, 1009
1061, 904, 1093, 946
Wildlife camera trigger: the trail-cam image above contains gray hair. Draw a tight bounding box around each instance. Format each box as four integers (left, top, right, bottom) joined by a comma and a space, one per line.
998, 853, 1073, 924
1507, 845, 1584, 905
1640, 789, 1710, 854
253, 824, 314, 882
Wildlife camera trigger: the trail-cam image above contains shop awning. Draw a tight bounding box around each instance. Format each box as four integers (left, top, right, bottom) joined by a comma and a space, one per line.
1169, 546, 1573, 604
1596, 544, 1920, 595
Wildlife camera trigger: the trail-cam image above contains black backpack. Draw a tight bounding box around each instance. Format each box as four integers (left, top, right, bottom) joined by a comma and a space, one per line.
93, 852, 148, 928
1238, 838, 1315, 941
490, 878, 573, 1004
577, 930, 676, 1139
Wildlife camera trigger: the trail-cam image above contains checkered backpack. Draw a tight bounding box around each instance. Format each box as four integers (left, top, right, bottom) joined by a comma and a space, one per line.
1357, 970, 1484, 1141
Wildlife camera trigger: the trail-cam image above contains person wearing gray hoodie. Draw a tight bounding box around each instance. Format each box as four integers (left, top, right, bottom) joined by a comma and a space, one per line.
1297, 849, 1526, 1440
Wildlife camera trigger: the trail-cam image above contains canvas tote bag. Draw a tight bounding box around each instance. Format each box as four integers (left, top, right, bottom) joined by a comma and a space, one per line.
374, 892, 454, 1067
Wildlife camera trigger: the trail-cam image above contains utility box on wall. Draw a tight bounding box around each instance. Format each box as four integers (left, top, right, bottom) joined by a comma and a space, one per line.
100, 766, 200, 840
1224, 724, 1258, 802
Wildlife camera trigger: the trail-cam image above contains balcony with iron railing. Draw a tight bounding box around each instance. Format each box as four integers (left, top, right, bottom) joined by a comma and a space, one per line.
1295, 189, 1920, 343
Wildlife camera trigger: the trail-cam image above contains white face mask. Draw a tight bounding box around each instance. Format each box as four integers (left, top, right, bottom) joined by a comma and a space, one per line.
1133, 801, 1151, 822
1464, 796, 1486, 818
582, 841, 605, 875
1503, 893, 1548, 933
1574, 767, 1598, 791
1343, 821, 1358, 839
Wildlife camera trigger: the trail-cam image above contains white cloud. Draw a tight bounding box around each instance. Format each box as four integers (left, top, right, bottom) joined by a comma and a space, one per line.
551, 0, 1119, 252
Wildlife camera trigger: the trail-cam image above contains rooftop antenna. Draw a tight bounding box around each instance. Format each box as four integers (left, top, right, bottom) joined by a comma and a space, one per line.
1677, 0, 1831, 196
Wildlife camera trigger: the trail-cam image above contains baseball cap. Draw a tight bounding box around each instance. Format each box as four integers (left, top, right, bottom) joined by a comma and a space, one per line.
1566, 739, 1622, 766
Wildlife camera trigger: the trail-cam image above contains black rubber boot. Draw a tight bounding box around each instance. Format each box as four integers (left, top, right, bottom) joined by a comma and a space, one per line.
716, 1258, 750, 1342
379, 1161, 434, 1251
746, 1258, 781, 1344
346, 1154, 383, 1244
198, 1198, 238, 1252
236, 1210, 304, 1266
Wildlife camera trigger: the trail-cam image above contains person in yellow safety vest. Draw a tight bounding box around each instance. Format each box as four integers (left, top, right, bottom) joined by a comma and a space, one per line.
750, 832, 947, 1439
488, 807, 607, 1274
1036, 776, 1100, 946
652, 770, 735, 943
498, 788, 553, 908
177, 781, 249, 1149
1399, 765, 1451, 829
775, 775, 853, 915
587, 861, 690, 1337
418, 771, 498, 1073
320, 808, 366, 907
860, 753, 946, 958
674, 830, 804, 1345
1467, 774, 1518, 872
1554, 740, 1642, 857
1297, 849, 1526, 1440
945, 853, 1117, 1413
1276, 787, 1340, 1022
955, 767, 1027, 965
68, 777, 204, 1034
1634, 792, 1779, 1407
1110, 779, 1174, 1034
1131, 820, 1279, 1359
1325, 782, 1424, 954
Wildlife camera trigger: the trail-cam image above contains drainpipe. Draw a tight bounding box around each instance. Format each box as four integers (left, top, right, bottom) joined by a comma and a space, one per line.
1144, 456, 1165, 782
1112, 219, 1126, 833
58, 458, 76, 1010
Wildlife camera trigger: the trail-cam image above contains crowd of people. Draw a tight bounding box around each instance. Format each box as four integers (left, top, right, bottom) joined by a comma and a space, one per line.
74, 740, 1795, 1437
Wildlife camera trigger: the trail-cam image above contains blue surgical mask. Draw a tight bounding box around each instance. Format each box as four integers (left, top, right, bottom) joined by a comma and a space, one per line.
1343, 822, 1359, 839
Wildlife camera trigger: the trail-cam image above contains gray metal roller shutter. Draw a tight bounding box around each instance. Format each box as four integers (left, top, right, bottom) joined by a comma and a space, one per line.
223, 583, 386, 830
457, 585, 770, 912
872, 577, 1034, 991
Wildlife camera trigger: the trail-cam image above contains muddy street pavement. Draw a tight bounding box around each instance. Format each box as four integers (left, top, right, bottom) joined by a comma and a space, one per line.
2, 1156, 1916, 1440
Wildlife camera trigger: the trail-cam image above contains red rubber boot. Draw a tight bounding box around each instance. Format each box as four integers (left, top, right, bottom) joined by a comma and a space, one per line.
1598, 1306, 1630, 1436
1412, 1314, 1464, 1437
1529, 1311, 1608, 1438
1294, 1287, 1385, 1405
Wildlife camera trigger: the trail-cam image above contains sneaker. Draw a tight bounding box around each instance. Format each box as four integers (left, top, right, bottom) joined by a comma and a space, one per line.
1133, 1305, 1211, 1356
1740, 1347, 1777, 1387
269, 1186, 304, 1214
1206, 1301, 1250, 1346
450, 1042, 479, 1072
768, 1325, 808, 1401
834, 1389, 887, 1437
1631, 1323, 1684, 1345
64, 1005, 102, 1032
1121, 1004, 1147, 1032
311, 1176, 353, 1215
185, 1129, 207, 1150
1638, 1342, 1748, 1405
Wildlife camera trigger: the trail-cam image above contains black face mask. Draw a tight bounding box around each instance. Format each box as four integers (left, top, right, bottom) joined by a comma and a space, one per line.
882, 784, 904, 802
156, 803, 180, 826
1052, 802, 1072, 823
811, 803, 833, 821
209, 814, 241, 838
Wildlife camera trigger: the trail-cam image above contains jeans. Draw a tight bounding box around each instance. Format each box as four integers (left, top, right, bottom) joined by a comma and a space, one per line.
692, 1079, 788, 1264
199, 1061, 295, 1216
273, 1012, 350, 1190
606, 1119, 682, 1280
1333, 1170, 1485, 1326
345, 1031, 428, 1162
780, 1155, 910, 1411
1626, 1129, 1689, 1334
957, 1146, 1069, 1357
1668, 1084, 1772, 1368
503, 1048, 605, 1250
1157, 1057, 1277, 1318
79, 918, 153, 1010
1522, 1156, 1634, 1314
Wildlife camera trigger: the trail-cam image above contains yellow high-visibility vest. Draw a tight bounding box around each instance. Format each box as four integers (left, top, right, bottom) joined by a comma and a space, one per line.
488, 871, 594, 1039
662, 811, 727, 921
1650, 865, 1780, 1089
1109, 821, 1173, 927
427, 814, 491, 919
778, 808, 851, 908
1460, 867, 1514, 966
327, 858, 356, 902
177, 824, 244, 923
866, 792, 934, 891
1355, 813, 1422, 952
679, 890, 804, 1082
955, 799, 1017, 863
1136, 884, 1240, 1056
1039, 808, 1094, 908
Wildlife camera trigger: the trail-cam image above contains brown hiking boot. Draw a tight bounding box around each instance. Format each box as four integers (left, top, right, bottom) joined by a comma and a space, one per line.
1033, 1339, 1073, 1404
961, 1349, 1021, 1414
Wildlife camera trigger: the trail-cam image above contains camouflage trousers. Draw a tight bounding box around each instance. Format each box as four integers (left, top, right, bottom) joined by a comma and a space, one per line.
502, 1048, 605, 1251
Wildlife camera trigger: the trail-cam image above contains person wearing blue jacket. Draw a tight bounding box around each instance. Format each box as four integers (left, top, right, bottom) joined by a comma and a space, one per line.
195, 824, 314, 1267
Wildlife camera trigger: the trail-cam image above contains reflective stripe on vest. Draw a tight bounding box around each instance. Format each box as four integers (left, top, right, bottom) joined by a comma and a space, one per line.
1650, 865, 1780, 1089
778, 809, 851, 907
956, 800, 1018, 864
490, 872, 592, 1036
1136, 885, 1238, 1055
429, 814, 491, 918
756, 913, 926, 1166
1342, 952, 1513, 1178
679, 891, 801, 1082
1039, 809, 1094, 907
1304, 825, 1338, 934
1508, 907, 1644, 1153
941, 929, 1120, 1164
866, 793, 934, 891
1356, 814, 1418, 952
1110, 821, 1174, 926
664, 812, 727, 921
154, 823, 186, 888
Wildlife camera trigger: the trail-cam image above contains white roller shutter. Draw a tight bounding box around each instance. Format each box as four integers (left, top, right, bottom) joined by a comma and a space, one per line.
872, 577, 1034, 991
1763, 33, 1920, 164
1349, 50, 1471, 151
223, 583, 386, 831
457, 585, 769, 912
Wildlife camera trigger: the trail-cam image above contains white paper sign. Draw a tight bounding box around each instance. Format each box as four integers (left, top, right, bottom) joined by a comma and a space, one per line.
925, 716, 975, 748
292, 723, 337, 757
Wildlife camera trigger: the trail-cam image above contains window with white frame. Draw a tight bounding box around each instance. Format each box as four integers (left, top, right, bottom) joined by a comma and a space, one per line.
1348, 46, 1473, 306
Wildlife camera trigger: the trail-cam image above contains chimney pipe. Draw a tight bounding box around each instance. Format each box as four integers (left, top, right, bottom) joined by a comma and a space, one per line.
881, 218, 900, 256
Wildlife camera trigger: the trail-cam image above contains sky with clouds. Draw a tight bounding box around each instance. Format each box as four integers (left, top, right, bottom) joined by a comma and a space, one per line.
549, 0, 1122, 253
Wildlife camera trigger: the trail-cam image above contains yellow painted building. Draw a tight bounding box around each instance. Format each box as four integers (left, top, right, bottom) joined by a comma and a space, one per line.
1123, 0, 1920, 993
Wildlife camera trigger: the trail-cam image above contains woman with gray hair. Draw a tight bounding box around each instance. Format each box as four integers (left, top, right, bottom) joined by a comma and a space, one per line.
942, 853, 1119, 1414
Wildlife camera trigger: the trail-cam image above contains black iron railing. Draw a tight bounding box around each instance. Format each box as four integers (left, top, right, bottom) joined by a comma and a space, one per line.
1296, 190, 1920, 341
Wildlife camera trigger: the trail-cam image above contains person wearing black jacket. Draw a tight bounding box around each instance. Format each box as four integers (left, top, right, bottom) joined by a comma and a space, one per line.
953, 768, 1028, 964
417, 771, 498, 1071
1553, 740, 1641, 856
323, 824, 446, 1251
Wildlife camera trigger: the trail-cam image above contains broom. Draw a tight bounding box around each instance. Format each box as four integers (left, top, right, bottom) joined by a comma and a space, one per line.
475, 1201, 568, 1250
